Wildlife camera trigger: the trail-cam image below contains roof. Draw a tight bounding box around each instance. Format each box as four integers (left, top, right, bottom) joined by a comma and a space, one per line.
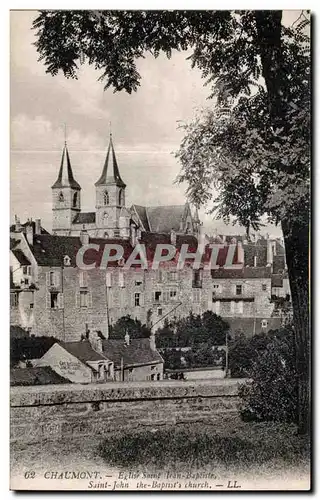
132, 205, 150, 231
51, 144, 81, 190
131, 204, 192, 234
59, 340, 108, 363
211, 267, 272, 279
10, 366, 70, 386
10, 325, 30, 340
73, 212, 96, 224
103, 338, 163, 368
12, 249, 31, 266
95, 135, 126, 187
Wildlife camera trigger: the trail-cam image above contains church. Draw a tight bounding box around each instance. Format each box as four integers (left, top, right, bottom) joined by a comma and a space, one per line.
51, 134, 200, 238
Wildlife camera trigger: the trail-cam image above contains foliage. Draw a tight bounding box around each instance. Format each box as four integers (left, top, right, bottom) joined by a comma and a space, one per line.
239, 326, 298, 423
156, 311, 229, 348
10, 335, 58, 368
109, 315, 151, 339
162, 344, 226, 370
229, 330, 275, 378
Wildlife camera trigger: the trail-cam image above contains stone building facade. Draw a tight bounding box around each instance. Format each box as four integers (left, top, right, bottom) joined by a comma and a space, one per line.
10, 219, 289, 340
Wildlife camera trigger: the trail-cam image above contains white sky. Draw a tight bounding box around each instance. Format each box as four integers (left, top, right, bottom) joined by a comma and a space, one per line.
10, 10, 301, 236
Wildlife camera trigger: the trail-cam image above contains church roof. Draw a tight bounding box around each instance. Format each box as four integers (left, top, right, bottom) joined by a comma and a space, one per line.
132, 204, 189, 233
95, 134, 126, 188
73, 212, 96, 224
51, 144, 81, 190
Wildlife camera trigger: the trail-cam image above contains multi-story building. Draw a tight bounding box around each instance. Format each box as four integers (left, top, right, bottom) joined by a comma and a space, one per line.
10, 217, 290, 340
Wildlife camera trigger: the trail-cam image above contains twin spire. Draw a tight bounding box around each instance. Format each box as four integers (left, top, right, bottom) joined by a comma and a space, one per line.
52, 132, 125, 190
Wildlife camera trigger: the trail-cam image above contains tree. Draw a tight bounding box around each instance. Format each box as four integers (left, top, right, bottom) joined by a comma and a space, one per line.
32, 10, 310, 434
109, 315, 151, 339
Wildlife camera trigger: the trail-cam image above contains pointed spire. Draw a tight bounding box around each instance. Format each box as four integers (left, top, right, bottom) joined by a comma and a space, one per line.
95, 134, 126, 187
52, 143, 81, 190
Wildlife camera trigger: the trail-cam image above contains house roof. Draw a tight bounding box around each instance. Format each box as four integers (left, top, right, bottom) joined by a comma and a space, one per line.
131, 204, 191, 234
10, 325, 30, 339
103, 338, 163, 368
132, 205, 150, 231
12, 249, 31, 266
59, 340, 108, 364
95, 134, 126, 187
51, 144, 81, 190
73, 212, 96, 224
211, 267, 272, 279
10, 366, 70, 386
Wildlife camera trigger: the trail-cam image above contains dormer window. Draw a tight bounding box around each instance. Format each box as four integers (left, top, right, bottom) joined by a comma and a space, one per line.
64, 255, 71, 266
104, 191, 109, 205
59, 192, 64, 202
73, 192, 78, 208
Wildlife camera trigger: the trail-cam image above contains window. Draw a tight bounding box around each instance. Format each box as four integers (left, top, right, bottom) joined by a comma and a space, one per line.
22, 265, 28, 275
48, 271, 56, 287
59, 191, 64, 202
262, 284, 267, 291
151, 374, 155, 381
192, 289, 201, 303
119, 189, 124, 206
50, 292, 59, 309
135, 273, 143, 286
73, 192, 78, 208
114, 229, 120, 237
64, 255, 71, 266
236, 285, 242, 295
30, 303, 34, 309
104, 191, 109, 205
168, 271, 178, 281
134, 293, 140, 307
10, 292, 19, 308
192, 269, 202, 288
154, 291, 162, 303
24, 278, 29, 286
236, 301, 244, 315
213, 284, 219, 289
79, 271, 88, 288
157, 308, 163, 316
261, 319, 268, 328
169, 290, 177, 301
80, 291, 88, 308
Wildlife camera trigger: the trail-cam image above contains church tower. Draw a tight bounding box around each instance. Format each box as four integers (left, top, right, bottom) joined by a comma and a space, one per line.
95, 134, 126, 238
52, 142, 81, 235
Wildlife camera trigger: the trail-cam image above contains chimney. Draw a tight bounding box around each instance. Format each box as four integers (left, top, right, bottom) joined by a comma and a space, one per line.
89, 330, 103, 353
170, 229, 177, 246
14, 215, 22, 232
80, 230, 89, 245
149, 332, 156, 351
124, 332, 130, 346
267, 239, 273, 266
35, 218, 41, 235
237, 240, 244, 265
25, 222, 34, 245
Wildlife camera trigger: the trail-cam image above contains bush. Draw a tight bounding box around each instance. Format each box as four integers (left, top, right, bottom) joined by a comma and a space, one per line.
228, 331, 275, 378
239, 327, 298, 424
10, 335, 58, 367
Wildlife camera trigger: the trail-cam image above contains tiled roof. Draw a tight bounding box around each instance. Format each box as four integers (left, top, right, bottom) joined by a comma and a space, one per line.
10, 366, 70, 386
60, 340, 108, 363
12, 249, 31, 266
95, 135, 126, 187
73, 212, 96, 224
10, 325, 30, 339
211, 267, 272, 279
51, 144, 81, 190
132, 205, 150, 231
225, 317, 282, 335
103, 338, 163, 368
147, 205, 186, 233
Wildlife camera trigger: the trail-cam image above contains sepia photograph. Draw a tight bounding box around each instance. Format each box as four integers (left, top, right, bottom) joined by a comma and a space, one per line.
10, 9, 310, 491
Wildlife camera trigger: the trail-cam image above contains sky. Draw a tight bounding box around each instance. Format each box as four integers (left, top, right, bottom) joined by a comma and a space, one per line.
10, 10, 300, 236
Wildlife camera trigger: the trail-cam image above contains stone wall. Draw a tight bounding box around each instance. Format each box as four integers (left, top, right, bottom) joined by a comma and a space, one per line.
10, 380, 241, 445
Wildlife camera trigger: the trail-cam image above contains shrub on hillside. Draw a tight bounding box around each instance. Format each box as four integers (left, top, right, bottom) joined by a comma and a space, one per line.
239, 327, 298, 423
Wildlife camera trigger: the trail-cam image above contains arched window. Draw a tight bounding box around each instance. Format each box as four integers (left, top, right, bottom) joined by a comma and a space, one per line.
73, 192, 78, 208
104, 191, 109, 205
119, 189, 124, 206
58, 192, 64, 202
